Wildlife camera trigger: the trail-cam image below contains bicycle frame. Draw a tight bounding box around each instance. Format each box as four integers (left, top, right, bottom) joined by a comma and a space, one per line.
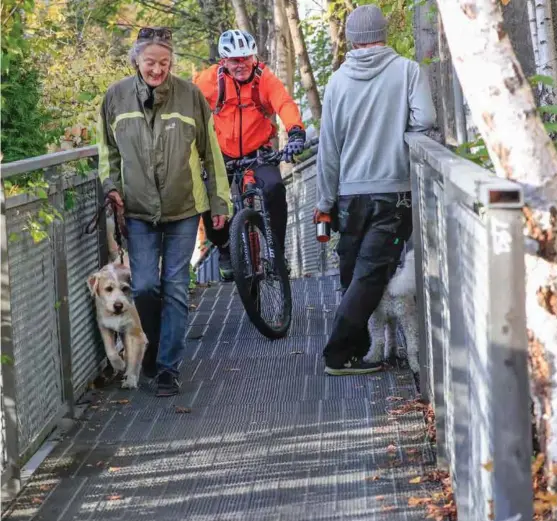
227, 152, 283, 272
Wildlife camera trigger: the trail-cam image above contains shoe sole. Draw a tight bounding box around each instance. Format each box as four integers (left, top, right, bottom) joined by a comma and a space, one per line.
324, 366, 383, 376
156, 388, 179, 397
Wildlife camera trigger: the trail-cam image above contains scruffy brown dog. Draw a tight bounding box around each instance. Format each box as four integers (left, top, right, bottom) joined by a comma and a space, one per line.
87, 263, 147, 389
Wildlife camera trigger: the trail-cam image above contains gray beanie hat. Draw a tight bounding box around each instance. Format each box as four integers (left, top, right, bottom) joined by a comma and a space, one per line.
346, 5, 387, 45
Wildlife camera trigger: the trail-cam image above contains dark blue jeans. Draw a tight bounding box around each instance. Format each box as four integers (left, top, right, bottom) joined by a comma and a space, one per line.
126, 216, 199, 377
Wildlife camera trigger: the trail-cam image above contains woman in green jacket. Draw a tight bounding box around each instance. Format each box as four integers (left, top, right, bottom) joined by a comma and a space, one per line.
97, 27, 231, 396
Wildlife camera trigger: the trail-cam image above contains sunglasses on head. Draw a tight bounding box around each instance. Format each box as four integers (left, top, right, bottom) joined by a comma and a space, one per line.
137, 27, 173, 41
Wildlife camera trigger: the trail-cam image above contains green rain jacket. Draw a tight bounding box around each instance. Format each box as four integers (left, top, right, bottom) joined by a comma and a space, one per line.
97, 73, 231, 223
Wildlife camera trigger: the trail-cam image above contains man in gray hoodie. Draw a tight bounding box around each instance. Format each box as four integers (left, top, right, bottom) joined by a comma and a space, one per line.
315, 4, 436, 375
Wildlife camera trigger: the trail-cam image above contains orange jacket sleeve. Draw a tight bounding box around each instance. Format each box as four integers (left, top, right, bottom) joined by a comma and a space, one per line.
192, 65, 219, 110
260, 68, 305, 132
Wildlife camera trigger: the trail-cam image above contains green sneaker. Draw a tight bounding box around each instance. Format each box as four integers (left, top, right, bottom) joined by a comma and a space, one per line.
219, 251, 234, 282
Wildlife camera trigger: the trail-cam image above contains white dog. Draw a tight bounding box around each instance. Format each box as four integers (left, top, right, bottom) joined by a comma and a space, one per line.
87, 263, 147, 389
365, 249, 420, 375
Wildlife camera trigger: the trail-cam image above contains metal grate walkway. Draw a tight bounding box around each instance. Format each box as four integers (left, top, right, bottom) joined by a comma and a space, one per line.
3, 276, 441, 521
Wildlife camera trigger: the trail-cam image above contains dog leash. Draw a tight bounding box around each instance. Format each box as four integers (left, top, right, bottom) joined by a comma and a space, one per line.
84, 198, 125, 264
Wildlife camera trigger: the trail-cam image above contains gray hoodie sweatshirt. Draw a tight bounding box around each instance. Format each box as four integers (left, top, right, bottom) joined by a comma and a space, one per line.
316, 46, 436, 212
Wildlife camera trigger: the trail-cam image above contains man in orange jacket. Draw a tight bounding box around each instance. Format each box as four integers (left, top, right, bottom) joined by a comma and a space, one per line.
194, 29, 306, 280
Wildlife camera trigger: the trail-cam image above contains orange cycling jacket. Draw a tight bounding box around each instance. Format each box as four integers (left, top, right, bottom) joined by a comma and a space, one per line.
193, 63, 304, 159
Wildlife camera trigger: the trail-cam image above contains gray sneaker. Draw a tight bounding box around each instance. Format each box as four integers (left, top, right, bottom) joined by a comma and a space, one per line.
325, 357, 383, 376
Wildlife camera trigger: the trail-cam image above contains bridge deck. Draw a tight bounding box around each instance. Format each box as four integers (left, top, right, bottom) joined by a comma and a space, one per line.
4, 276, 442, 521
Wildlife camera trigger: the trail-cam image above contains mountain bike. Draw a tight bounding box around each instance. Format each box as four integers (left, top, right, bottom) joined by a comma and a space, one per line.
225, 148, 292, 339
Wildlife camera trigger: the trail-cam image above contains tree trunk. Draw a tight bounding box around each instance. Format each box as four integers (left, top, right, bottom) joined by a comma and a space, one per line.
528, 0, 557, 108
413, 0, 444, 143
231, 0, 254, 34
273, 0, 293, 94
284, 0, 322, 120
437, 0, 557, 486
256, 0, 271, 63
437, 15, 457, 145
534, 0, 557, 84
326, 0, 347, 71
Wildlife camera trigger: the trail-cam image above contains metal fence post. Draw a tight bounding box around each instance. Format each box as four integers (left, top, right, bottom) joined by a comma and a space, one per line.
445, 202, 471, 519
410, 154, 431, 397
0, 186, 21, 498
410, 153, 448, 468
52, 180, 75, 416
486, 207, 533, 520
96, 178, 109, 268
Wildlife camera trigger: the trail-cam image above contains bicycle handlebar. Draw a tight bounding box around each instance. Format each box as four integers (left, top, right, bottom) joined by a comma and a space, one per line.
225, 149, 284, 171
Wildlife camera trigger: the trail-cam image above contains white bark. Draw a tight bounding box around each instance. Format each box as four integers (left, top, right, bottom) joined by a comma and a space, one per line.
231, 0, 254, 34
527, 0, 541, 72
436, 0, 557, 480
535, 0, 557, 83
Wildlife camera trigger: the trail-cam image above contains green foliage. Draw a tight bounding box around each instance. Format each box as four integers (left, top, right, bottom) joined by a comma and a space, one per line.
189, 264, 197, 290
1, 0, 35, 75
1, 354, 13, 365
0, 55, 53, 162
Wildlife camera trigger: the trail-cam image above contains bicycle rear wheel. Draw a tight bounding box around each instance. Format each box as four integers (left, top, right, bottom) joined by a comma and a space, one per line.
229, 208, 292, 339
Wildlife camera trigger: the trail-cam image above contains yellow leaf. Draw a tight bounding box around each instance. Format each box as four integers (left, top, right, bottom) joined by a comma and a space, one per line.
482, 460, 494, 472
409, 476, 422, 484
501, 0, 511, 5
108, 467, 121, 473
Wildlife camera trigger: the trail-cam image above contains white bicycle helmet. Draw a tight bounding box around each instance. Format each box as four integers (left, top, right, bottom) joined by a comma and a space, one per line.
218, 30, 258, 58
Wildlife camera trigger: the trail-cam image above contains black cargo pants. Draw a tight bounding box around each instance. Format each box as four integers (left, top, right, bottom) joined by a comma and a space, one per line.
323, 192, 413, 368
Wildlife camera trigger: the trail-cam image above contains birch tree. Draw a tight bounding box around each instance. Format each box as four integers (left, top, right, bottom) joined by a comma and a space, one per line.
436, 0, 557, 486
527, 0, 557, 106
284, 0, 322, 120
230, 0, 253, 34
273, 0, 294, 156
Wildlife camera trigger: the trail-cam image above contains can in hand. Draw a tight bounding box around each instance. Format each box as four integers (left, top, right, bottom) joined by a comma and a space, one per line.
316, 213, 331, 243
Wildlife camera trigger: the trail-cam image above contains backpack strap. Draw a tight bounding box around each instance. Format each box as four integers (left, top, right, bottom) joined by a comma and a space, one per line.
251, 63, 273, 117
214, 65, 226, 115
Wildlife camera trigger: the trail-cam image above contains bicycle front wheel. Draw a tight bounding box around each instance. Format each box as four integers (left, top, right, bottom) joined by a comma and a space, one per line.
229, 208, 292, 339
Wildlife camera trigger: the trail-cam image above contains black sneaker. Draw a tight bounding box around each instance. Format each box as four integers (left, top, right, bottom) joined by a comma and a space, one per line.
325, 357, 383, 376
156, 371, 181, 397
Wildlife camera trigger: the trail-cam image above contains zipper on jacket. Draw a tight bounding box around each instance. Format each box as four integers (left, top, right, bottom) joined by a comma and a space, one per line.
234, 81, 244, 158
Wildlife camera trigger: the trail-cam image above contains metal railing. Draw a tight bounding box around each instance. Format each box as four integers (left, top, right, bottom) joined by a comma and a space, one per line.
1, 146, 105, 498
407, 132, 533, 520
1, 135, 534, 520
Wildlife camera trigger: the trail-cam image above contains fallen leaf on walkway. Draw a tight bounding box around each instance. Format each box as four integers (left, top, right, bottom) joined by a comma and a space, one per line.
408, 496, 432, 507
31, 497, 43, 505
386, 396, 405, 402
110, 399, 130, 405
482, 460, 494, 472
106, 494, 122, 501
409, 476, 422, 484
39, 484, 53, 491
96, 461, 105, 467
375, 495, 385, 501
381, 505, 396, 512
175, 406, 192, 414
366, 475, 380, 481
386, 444, 397, 453
108, 467, 121, 473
